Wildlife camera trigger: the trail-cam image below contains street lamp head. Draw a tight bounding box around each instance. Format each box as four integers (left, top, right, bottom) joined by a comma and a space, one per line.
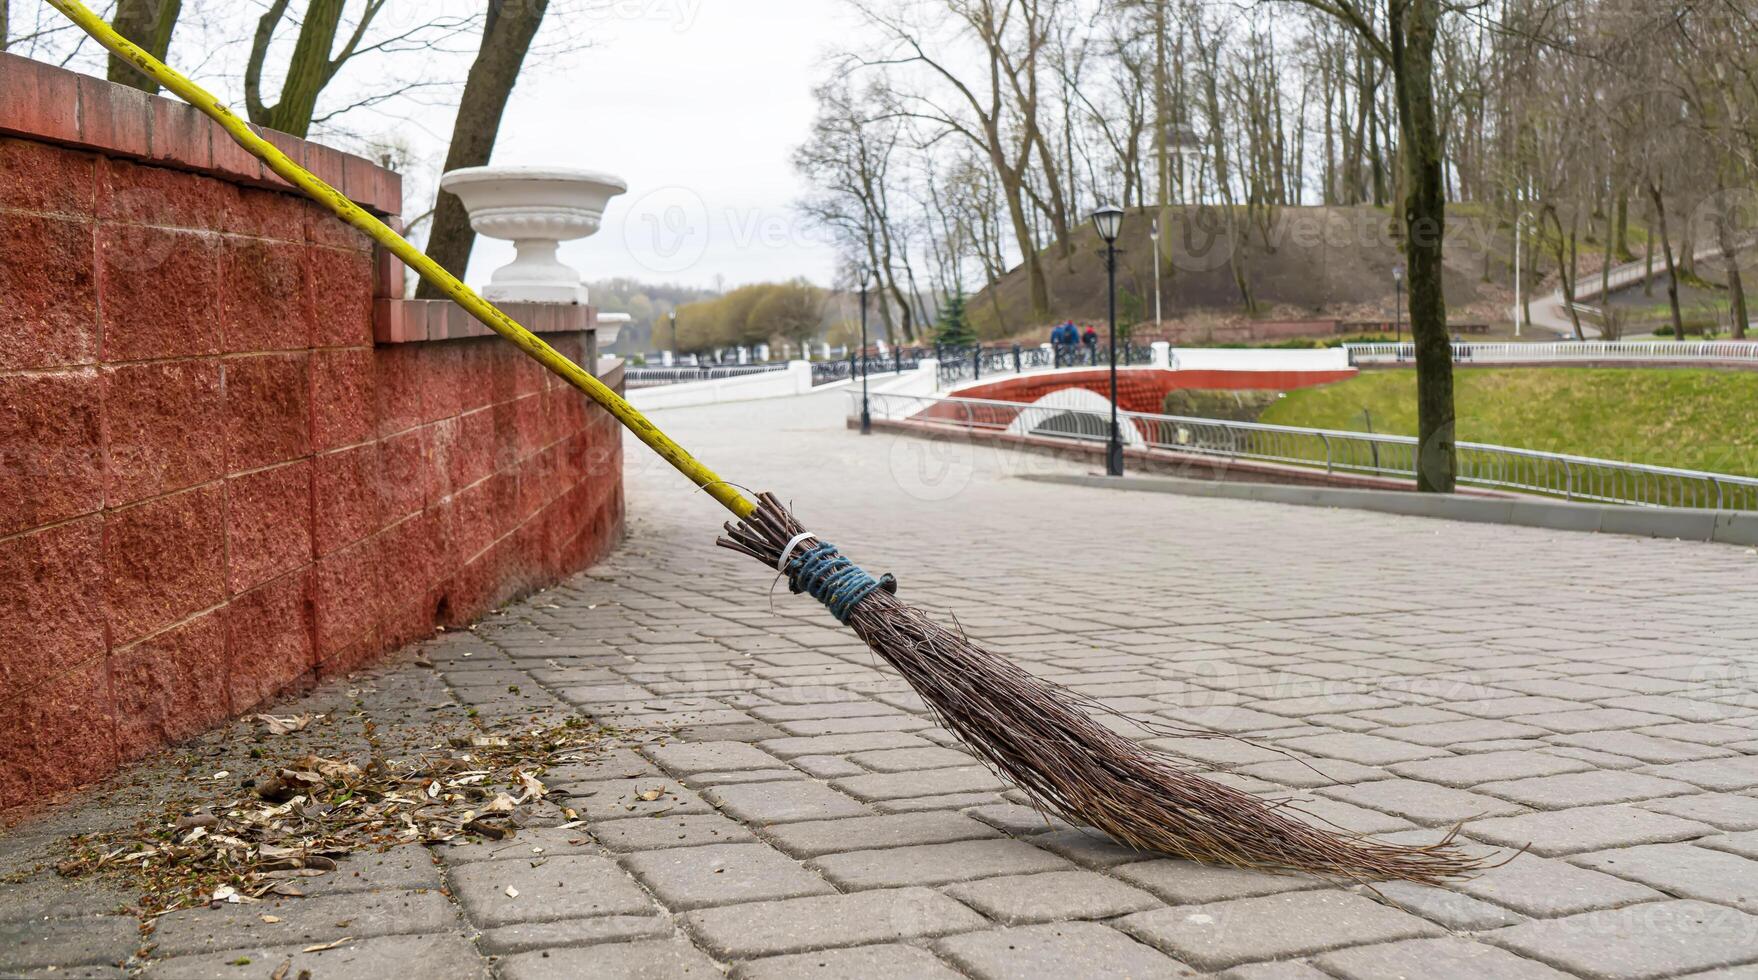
1393, 264, 1406, 284
1091, 205, 1125, 244
1150, 217, 1160, 241
854, 265, 869, 287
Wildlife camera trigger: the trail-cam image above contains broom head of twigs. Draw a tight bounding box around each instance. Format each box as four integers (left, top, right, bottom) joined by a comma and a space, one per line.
719, 492, 1496, 885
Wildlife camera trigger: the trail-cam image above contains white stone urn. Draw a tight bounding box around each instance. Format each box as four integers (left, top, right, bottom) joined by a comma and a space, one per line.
595, 311, 629, 347
438, 166, 628, 305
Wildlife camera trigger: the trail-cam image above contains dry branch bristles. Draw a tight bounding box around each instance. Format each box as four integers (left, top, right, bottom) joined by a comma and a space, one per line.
720, 493, 1495, 885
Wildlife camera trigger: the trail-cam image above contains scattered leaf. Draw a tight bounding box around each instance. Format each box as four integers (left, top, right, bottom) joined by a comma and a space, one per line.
301, 937, 353, 953
255, 714, 317, 735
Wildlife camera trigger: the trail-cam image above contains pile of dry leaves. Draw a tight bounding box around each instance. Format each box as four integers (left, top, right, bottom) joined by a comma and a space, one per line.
57, 715, 618, 914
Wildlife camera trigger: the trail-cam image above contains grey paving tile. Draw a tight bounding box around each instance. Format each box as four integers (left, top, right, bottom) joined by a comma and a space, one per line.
937, 922, 1192, 979
945, 870, 1161, 923
0, 916, 136, 971
683, 887, 988, 958
847, 746, 973, 771
1117, 891, 1442, 971
1639, 794, 1758, 831
1573, 843, 1758, 912
1111, 858, 1317, 905
831, 766, 1012, 802
1314, 937, 1571, 980
148, 890, 462, 957
761, 810, 1000, 858
1455, 854, 1664, 916
1642, 757, 1758, 792
1487, 900, 1758, 979
1271, 733, 1447, 766
139, 934, 489, 980
620, 842, 834, 910
499, 938, 722, 980
558, 776, 714, 819
476, 916, 671, 955
589, 812, 757, 852
1387, 750, 1595, 789
1316, 778, 1526, 826
810, 839, 1070, 889
1467, 805, 1715, 856
646, 740, 786, 774
733, 944, 963, 980
433, 826, 597, 865
449, 854, 655, 927
704, 780, 870, 823
1475, 770, 1697, 808
1361, 882, 1525, 931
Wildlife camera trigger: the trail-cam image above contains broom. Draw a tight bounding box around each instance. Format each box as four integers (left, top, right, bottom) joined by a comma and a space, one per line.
54, 0, 1490, 885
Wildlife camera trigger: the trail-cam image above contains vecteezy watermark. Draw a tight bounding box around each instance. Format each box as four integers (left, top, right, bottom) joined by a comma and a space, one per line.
885, 427, 976, 503
579, 0, 704, 32
621, 185, 833, 276
623, 186, 712, 275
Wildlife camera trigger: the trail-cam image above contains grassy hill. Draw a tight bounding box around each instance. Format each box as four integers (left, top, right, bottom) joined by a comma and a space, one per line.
1259, 368, 1758, 477
968, 203, 1523, 341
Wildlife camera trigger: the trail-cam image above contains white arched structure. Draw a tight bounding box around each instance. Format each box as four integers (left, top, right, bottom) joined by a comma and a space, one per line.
1003, 387, 1147, 448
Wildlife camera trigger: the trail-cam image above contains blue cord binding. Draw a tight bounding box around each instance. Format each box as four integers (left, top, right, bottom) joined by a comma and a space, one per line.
784, 542, 882, 623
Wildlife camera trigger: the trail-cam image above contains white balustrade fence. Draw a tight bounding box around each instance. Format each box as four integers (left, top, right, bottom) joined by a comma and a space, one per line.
1345, 341, 1758, 365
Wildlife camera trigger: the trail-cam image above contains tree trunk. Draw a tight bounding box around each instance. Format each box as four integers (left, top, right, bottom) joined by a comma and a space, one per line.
419, 0, 550, 298
1614, 192, 1629, 261
1648, 181, 1686, 339
1389, 0, 1455, 493
108, 0, 183, 94
1546, 207, 1584, 341
1644, 198, 1656, 297
1717, 203, 1749, 339
1, 1, 9, 51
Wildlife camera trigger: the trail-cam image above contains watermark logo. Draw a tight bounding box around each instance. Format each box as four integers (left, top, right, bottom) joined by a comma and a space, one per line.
624, 185, 712, 275
886, 428, 975, 502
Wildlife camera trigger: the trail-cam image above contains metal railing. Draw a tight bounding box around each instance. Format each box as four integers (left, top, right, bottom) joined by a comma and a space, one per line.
813, 350, 931, 385
624, 363, 788, 388
1346, 340, 1758, 366
859, 391, 1758, 511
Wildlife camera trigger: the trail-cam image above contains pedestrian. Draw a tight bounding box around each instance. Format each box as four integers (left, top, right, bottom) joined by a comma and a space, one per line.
1081, 324, 1099, 362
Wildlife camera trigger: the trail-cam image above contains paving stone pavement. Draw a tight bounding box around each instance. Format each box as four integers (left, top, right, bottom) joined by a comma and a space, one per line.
6, 389, 1758, 978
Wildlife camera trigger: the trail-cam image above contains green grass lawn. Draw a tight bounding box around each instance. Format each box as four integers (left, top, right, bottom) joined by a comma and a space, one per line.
1258, 368, 1758, 477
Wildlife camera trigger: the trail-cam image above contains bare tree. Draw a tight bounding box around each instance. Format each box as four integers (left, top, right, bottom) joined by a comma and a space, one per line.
851, 0, 1059, 321
1272, 0, 1456, 493
107, 0, 181, 93
419, 0, 549, 299
244, 1, 471, 138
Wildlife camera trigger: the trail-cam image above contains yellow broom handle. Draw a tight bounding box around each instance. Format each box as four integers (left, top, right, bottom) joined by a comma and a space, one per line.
48, 0, 757, 521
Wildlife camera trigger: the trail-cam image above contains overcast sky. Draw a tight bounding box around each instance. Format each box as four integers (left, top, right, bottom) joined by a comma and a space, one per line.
467, 1, 850, 291
18, 0, 853, 291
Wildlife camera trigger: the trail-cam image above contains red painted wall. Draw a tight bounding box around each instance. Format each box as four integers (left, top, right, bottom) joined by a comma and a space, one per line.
0, 56, 624, 812
952, 367, 1357, 413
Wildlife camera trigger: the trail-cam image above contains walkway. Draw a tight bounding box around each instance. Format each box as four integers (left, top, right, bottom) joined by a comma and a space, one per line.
6, 390, 1758, 978
1529, 242, 1732, 339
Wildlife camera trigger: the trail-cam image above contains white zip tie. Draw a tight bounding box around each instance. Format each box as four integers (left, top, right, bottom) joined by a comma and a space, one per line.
777, 532, 819, 573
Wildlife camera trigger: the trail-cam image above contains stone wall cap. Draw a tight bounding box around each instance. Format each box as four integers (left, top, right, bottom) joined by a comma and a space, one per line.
0, 52, 401, 215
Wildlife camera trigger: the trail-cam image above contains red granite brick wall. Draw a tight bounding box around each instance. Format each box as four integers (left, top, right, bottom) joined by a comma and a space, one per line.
0, 56, 624, 813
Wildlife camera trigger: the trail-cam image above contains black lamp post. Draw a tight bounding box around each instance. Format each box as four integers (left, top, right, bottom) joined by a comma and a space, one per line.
858, 265, 872, 435
1393, 264, 1405, 344
1092, 205, 1126, 477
